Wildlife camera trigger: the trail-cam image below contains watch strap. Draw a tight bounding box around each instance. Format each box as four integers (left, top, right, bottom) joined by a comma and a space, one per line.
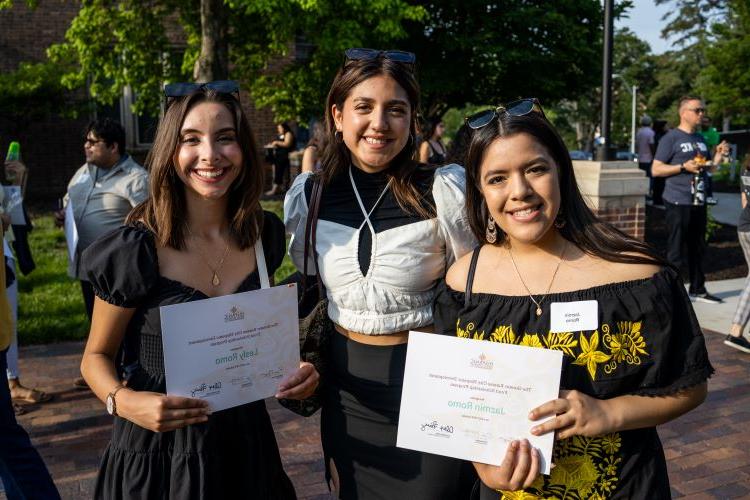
107, 384, 126, 416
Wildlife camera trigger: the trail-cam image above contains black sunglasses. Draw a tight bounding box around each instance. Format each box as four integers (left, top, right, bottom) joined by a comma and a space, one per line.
466, 98, 546, 129
344, 48, 416, 64
164, 80, 240, 98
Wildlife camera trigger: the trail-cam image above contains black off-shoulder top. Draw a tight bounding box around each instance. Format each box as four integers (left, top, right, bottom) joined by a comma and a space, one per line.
433, 253, 713, 500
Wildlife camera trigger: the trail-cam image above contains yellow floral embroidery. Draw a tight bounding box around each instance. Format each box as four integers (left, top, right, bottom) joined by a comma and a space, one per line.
519, 334, 544, 348
454, 319, 649, 381
498, 433, 623, 499
602, 321, 649, 375
490, 325, 517, 344
543, 331, 578, 357
573, 331, 611, 380
456, 319, 485, 340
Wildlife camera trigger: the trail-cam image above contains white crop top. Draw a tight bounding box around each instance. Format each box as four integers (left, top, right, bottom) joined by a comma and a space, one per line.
284, 164, 476, 335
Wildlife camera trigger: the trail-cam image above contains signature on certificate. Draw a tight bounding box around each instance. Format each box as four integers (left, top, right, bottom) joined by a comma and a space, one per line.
420, 420, 454, 434
191, 381, 222, 398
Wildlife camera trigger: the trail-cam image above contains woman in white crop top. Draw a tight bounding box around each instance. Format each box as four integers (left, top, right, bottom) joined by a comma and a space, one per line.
284, 49, 477, 499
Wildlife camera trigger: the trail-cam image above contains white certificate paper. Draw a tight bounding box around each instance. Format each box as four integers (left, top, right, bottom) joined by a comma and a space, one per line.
397, 332, 563, 474
2, 186, 25, 225
160, 284, 300, 412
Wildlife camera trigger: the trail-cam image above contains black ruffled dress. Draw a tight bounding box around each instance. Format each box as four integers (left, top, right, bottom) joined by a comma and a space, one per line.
82, 212, 297, 500
433, 259, 713, 500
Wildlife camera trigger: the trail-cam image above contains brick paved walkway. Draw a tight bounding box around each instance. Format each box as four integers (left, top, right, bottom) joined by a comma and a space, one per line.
4, 329, 750, 499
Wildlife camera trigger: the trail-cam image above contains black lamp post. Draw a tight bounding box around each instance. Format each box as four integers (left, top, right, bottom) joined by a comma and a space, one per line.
596, 0, 615, 161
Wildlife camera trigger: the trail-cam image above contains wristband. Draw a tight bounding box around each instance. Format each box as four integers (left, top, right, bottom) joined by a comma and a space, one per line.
679, 163, 687, 174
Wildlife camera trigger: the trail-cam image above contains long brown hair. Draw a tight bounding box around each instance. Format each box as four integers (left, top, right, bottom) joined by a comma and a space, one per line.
464, 111, 668, 267
320, 55, 434, 218
127, 89, 264, 250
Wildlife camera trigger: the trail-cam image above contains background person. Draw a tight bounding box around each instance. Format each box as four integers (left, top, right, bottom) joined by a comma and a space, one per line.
434, 101, 711, 497
652, 96, 730, 304
635, 115, 655, 198
301, 121, 325, 174
264, 122, 295, 195
80, 83, 316, 499
2, 160, 48, 408
418, 118, 447, 167
726, 155, 750, 353
0, 222, 60, 500
54, 119, 148, 388
285, 48, 477, 499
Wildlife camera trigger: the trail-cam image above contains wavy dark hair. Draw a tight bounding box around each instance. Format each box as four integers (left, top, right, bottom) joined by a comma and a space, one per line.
464, 111, 668, 267
320, 54, 433, 218
127, 89, 264, 250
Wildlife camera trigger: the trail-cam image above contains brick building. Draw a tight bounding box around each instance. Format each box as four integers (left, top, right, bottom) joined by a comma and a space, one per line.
0, 0, 284, 203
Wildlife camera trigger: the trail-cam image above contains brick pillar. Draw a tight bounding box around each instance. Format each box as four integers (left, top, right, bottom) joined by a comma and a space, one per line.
572, 160, 648, 240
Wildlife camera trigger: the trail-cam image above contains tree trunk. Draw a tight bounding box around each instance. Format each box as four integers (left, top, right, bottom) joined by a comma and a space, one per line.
193, 0, 229, 82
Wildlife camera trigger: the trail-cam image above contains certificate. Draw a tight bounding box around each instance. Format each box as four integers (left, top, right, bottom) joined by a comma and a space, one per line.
397, 332, 563, 474
2, 186, 25, 225
160, 284, 300, 412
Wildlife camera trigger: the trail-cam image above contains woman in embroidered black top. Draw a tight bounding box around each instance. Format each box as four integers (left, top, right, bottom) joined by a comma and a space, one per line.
433, 100, 712, 499
80, 84, 318, 499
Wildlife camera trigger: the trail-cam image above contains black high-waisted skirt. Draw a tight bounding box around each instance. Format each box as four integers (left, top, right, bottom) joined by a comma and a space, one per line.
320, 329, 477, 500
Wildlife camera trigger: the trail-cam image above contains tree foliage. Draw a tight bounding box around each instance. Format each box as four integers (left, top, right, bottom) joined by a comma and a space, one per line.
3, 0, 635, 129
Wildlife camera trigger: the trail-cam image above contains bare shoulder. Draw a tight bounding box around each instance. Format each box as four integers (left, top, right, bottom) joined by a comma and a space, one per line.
446, 248, 477, 292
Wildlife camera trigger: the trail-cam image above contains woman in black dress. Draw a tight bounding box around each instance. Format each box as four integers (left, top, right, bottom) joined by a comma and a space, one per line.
80, 83, 318, 499
433, 100, 712, 498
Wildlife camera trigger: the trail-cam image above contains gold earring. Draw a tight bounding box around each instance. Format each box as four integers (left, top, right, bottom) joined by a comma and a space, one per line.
486, 216, 497, 243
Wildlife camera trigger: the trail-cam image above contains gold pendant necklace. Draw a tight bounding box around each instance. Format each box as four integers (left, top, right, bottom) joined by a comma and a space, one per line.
508, 241, 568, 316
186, 225, 231, 287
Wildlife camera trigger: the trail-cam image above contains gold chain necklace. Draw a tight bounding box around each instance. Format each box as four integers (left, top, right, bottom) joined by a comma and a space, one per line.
508, 241, 568, 316
186, 225, 231, 287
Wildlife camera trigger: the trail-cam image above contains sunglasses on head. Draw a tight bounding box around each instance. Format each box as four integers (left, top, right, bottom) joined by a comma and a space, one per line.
164, 80, 240, 99
344, 48, 416, 64
466, 98, 546, 129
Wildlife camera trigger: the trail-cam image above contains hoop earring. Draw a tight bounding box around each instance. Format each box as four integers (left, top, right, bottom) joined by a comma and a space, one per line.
554, 210, 566, 229
408, 133, 415, 147
486, 216, 498, 243
335, 131, 343, 143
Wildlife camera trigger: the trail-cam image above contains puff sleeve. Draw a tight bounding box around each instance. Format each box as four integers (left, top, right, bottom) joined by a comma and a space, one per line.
433, 164, 477, 265
283, 172, 315, 273
261, 210, 286, 276
82, 225, 158, 308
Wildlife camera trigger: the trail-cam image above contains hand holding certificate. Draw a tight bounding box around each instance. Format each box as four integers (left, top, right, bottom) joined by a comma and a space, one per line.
397, 332, 562, 475
160, 283, 300, 412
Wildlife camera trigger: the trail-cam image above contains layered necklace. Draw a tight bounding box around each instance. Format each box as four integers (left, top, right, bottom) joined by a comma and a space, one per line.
186, 225, 231, 287
508, 240, 568, 316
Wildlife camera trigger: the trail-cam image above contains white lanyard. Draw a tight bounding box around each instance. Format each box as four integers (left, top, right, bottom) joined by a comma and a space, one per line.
254, 237, 270, 289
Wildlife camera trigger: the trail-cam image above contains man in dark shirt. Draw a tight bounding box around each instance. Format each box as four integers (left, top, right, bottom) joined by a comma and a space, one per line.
652, 96, 729, 303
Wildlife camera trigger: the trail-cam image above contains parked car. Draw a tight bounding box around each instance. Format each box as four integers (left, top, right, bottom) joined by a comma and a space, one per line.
616, 151, 637, 161
569, 150, 593, 161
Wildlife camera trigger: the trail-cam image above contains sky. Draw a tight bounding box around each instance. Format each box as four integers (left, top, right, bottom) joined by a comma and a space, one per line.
616, 0, 675, 54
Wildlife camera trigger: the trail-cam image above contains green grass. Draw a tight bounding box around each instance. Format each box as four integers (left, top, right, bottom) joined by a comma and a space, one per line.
17, 216, 89, 344
16, 202, 295, 345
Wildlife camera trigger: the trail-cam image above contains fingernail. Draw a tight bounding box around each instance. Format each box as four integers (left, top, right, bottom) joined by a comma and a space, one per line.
510, 440, 518, 450
528, 411, 535, 419
531, 427, 540, 435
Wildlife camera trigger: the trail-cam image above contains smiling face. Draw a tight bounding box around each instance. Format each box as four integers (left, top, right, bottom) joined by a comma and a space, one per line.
332, 74, 411, 173
479, 133, 561, 246
175, 101, 243, 201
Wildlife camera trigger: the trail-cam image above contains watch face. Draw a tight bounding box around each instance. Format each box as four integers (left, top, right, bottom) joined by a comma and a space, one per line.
106, 395, 114, 415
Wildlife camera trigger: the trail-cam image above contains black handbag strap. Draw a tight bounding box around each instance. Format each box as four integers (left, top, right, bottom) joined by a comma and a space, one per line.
301, 177, 324, 300
464, 245, 482, 307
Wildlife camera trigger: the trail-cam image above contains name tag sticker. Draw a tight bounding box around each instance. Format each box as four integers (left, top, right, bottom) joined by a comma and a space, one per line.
550, 300, 598, 333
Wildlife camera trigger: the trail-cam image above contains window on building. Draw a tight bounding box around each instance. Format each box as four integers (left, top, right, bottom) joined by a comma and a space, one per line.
95, 86, 158, 151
